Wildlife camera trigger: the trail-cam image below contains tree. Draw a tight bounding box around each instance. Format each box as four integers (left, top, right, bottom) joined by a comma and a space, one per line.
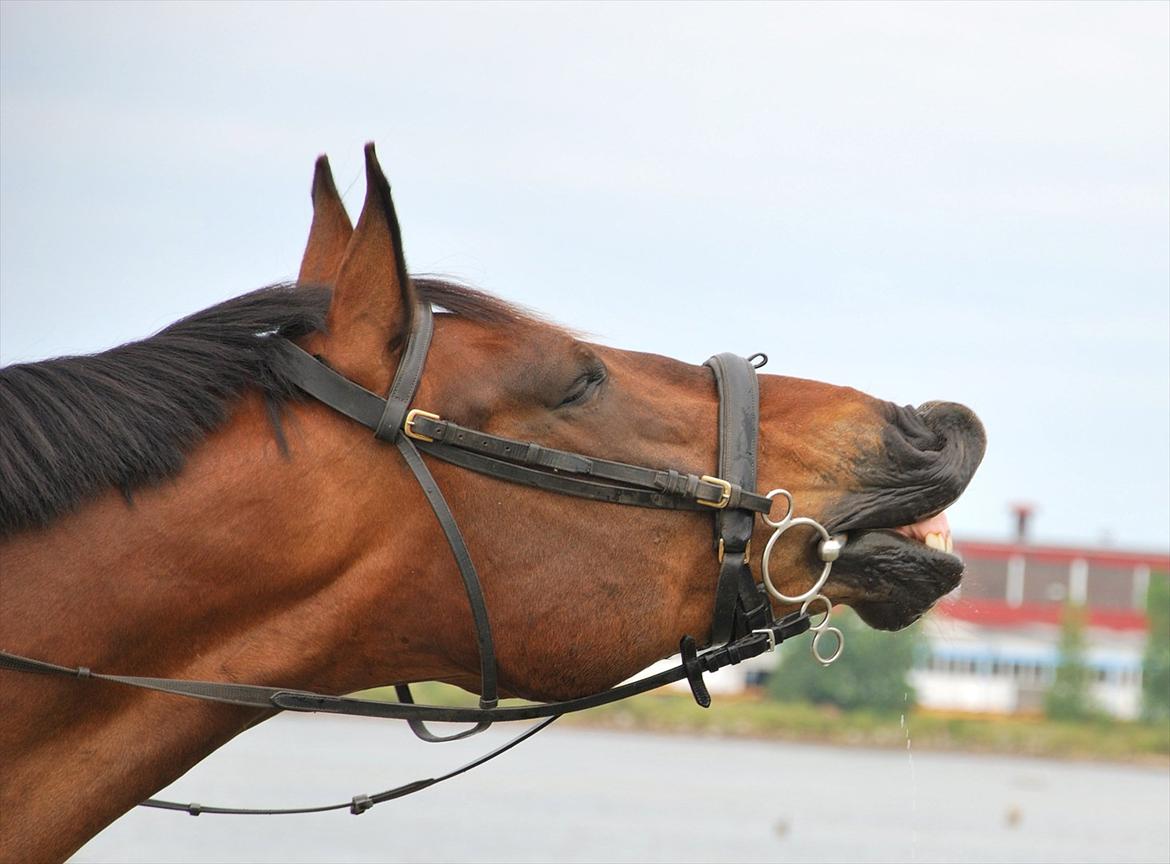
1142, 573, 1170, 724
767, 607, 921, 713
1045, 601, 1095, 721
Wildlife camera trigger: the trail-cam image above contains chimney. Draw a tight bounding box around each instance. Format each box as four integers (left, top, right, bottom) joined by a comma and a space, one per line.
1011, 503, 1034, 545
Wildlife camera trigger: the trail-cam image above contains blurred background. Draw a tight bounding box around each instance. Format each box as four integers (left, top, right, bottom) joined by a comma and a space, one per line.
1, 3, 1166, 863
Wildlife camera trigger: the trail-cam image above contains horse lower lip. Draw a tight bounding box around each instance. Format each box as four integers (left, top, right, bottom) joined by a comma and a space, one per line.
834, 531, 966, 630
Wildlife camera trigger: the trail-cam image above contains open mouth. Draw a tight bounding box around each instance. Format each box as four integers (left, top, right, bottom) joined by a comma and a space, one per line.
827, 509, 966, 631
890, 509, 955, 555
836, 507, 961, 562
811, 399, 985, 630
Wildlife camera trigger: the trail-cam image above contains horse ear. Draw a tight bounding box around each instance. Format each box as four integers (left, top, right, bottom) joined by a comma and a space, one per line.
297, 155, 353, 285
324, 143, 417, 377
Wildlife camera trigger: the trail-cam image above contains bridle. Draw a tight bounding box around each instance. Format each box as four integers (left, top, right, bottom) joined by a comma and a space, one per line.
0, 299, 845, 817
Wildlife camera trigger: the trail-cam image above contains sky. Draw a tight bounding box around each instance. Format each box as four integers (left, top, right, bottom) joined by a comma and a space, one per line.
1, 2, 1167, 550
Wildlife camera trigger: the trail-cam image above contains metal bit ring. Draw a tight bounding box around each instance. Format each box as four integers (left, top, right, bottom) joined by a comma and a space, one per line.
812, 627, 845, 666
762, 490, 833, 604
801, 593, 833, 629
801, 594, 844, 666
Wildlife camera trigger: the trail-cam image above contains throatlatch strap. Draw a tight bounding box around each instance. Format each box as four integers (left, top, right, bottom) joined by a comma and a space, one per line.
275, 303, 499, 719
394, 434, 498, 712
380, 301, 499, 716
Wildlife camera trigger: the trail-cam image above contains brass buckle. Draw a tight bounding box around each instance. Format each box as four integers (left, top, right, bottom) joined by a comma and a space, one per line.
697, 475, 733, 509
403, 409, 441, 442
717, 538, 751, 564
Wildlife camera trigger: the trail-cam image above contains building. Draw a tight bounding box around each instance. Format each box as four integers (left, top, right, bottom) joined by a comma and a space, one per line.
912, 534, 1168, 719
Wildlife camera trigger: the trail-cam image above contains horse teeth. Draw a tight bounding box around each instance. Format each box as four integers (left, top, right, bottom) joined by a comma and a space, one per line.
924, 532, 947, 552
945, 534, 954, 554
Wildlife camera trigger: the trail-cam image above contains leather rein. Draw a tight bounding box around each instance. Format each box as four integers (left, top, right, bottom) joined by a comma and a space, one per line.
0, 300, 844, 817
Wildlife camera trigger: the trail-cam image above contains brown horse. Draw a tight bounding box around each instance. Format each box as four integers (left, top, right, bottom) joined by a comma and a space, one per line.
0, 145, 985, 862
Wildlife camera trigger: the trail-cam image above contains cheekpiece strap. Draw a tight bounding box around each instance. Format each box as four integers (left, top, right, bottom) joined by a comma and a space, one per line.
704, 352, 770, 646
376, 303, 435, 441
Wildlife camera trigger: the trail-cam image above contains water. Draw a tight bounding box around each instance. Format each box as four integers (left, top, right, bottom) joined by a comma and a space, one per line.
72, 714, 1169, 863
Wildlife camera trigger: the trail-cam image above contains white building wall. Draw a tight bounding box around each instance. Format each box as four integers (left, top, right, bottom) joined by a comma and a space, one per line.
910, 670, 1018, 713
914, 620, 1146, 719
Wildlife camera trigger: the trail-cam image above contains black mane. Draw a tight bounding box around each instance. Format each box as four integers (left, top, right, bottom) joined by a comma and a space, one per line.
0, 278, 531, 536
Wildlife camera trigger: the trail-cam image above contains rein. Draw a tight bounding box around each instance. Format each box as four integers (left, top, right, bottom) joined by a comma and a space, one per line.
0, 300, 845, 817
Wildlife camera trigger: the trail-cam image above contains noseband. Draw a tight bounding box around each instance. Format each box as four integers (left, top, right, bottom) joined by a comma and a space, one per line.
0, 300, 845, 817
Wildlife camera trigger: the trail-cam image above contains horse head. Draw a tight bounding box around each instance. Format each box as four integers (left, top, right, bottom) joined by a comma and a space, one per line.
0, 143, 985, 861
286, 144, 985, 700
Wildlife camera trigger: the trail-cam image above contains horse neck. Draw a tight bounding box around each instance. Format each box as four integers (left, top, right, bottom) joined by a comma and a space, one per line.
0, 394, 443, 862
0, 386, 721, 860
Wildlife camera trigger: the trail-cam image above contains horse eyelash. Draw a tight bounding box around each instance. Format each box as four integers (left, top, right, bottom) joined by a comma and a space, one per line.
557, 364, 607, 409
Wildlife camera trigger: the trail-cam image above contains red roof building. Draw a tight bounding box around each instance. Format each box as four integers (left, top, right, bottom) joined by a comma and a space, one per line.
914, 536, 1168, 718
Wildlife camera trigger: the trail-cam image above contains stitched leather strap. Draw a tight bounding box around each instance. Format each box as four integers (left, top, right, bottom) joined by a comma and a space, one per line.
139, 716, 560, 816
408, 415, 770, 513
0, 613, 808, 724
394, 683, 491, 742
273, 341, 385, 429
705, 353, 770, 646
376, 304, 435, 441
274, 306, 499, 719
394, 434, 498, 711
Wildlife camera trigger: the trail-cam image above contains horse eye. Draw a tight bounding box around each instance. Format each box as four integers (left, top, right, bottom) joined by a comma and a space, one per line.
557, 365, 606, 408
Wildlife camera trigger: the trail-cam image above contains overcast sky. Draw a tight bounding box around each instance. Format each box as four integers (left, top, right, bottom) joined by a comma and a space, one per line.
1, 2, 1167, 550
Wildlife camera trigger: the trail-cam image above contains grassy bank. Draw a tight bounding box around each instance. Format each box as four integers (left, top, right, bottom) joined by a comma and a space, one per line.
560, 693, 1170, 765
362, 683, 1170, 766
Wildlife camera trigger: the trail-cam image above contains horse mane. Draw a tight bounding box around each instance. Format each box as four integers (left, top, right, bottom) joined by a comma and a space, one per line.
0, 277, 533, 536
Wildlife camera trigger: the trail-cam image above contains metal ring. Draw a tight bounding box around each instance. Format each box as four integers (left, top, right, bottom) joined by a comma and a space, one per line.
763, 489, 793, 529
800, 594, 833, 631
812, 627, 844, 666
761, 516, 833, 604
747, 352, 769, 369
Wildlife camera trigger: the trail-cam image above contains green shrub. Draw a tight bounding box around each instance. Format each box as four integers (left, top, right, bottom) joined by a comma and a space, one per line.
1143, 574, 1170, 724
1045, 602, 1097, 721
767, 607, 921, 713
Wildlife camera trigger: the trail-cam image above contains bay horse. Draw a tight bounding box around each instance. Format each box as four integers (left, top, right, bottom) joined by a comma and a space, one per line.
0, 144, 985, 863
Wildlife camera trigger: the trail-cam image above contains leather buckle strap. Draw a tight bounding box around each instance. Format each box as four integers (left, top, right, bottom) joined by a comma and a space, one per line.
398, 411, 767, 513
375, 302, 434, 442
696, 475, 732, 509
717, 538, 750, 563
403, 408, 440, 442
704, 352, 762, 646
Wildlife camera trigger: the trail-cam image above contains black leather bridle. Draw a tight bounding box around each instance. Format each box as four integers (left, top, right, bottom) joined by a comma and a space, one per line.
0, 300, 819, 817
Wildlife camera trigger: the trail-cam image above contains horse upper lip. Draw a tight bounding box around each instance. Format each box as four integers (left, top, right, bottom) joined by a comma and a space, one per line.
826, 400, 986, 535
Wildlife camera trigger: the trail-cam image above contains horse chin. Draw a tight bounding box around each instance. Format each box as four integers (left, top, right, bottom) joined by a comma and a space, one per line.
831, 530, 964, 631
